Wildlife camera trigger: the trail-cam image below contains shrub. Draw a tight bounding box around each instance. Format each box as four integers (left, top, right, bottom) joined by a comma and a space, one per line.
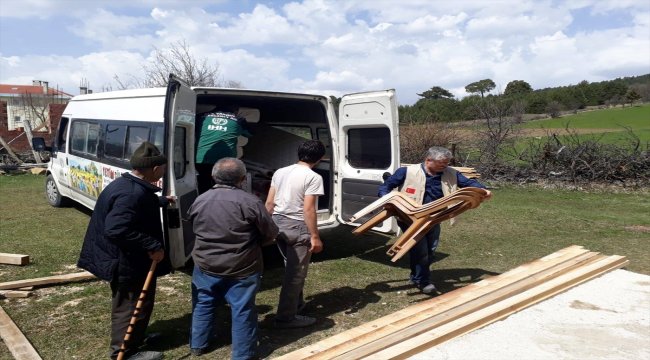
399, 122, 461, 163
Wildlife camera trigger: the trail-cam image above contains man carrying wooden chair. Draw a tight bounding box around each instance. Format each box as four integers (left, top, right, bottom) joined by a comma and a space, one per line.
378, 146, 492, 294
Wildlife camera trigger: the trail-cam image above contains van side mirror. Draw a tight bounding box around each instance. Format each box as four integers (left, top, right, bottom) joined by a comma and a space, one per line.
32, 137, 51, 152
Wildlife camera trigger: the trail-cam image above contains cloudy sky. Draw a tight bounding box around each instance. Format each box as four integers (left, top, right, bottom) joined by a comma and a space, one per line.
1, 0, 649, 105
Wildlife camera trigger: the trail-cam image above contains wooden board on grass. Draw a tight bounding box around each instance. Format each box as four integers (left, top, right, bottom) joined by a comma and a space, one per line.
370, 255, 628, 359
0, 253, 29, 266
0, 271, 96, 290
0, 305, 42, 359
275, 245, 592, 360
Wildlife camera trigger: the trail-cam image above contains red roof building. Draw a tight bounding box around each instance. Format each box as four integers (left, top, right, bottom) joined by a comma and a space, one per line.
0, 81, 72, 152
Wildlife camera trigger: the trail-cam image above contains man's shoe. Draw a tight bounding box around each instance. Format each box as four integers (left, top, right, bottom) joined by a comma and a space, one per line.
190, 348, 207, 356
127, 351, 163, 360
274, 314, 316, 328
142, 332, 163, 347
418, 284, 437, 295
297, 301, 308, 314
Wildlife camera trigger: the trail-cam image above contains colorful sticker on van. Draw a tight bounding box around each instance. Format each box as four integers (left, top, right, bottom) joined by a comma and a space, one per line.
102, 166, 124, 188
69, 158, 102, 199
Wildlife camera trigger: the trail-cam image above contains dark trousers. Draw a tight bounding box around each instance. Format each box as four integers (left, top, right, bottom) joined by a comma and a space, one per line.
109, 277, 157, 359
196, 163, 215, 194
407, 224, 441, 286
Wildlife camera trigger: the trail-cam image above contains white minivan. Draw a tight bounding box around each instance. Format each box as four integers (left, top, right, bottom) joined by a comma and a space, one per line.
34, 75, 400, 268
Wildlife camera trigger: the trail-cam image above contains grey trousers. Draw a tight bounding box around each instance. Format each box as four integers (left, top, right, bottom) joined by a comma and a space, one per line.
273, 214, 312, 321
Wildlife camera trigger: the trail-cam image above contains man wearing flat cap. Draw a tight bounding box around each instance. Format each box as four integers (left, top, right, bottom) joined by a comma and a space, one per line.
78, 141, 173, 360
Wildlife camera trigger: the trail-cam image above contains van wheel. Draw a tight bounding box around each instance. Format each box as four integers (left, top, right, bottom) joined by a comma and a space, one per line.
45, 174, 67, 207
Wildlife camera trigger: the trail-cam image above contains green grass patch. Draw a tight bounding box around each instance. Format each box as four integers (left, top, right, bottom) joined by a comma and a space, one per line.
1, 174, 648, 358
520, 103, 650, 130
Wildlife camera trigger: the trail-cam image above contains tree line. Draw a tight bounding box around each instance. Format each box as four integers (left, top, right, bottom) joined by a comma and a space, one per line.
400, 74, 650, 124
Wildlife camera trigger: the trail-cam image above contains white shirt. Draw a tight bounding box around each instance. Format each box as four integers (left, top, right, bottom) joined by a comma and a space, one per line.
271, 163, 324, 220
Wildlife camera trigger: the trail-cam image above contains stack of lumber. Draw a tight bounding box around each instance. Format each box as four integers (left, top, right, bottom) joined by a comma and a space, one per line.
451, 166, 480, 179
0, 272, 97, 358
399, 165, 480, 179
274, 246, 628, 360
350, 187, 489, 261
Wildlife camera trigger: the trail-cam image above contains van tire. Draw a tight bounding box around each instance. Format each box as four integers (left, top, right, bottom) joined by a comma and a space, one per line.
45, 174, 68, 207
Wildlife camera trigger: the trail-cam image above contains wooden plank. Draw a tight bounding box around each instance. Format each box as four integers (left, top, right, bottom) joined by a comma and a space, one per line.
0, 305, 42, 360
0, 290, 33, 298
0, 253, 29, 266
0, 136, 21, 164
275, 245, 591, 360
334, 252, 604, 360
0, 271, 96, 290
369, 255, 628, 360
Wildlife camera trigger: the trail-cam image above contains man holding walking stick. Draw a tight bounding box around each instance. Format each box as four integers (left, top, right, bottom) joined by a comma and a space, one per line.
78, 142, 173, 360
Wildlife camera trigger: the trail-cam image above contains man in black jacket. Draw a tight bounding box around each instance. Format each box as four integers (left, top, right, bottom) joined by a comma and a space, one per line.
78, 142, 172, 360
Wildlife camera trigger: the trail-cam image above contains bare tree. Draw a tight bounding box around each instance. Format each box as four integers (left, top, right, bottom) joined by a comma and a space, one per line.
114, 39, 242, 89
18, 90, 66, 132
472, 97, 524, 171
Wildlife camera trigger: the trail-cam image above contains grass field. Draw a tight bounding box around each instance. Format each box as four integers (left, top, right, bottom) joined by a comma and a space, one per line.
521, 104, 650, 130
1, 174, 649, 359
516, 103, 650, 145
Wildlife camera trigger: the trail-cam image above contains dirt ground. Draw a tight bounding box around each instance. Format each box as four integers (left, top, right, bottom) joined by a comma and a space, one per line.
411, 269, 650, 360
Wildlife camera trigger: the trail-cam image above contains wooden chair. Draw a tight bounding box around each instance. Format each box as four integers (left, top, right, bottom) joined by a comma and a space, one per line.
351, 187, 489, 261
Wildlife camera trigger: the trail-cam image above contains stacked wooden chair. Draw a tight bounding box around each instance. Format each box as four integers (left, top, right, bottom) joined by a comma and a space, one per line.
349, 187, 489, 262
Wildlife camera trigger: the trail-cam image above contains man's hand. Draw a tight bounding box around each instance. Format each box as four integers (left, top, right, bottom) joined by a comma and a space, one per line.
483, 190, 493, 201
165, 195, 177, 205
309, 235, 323, 254
148, 249, 165, 263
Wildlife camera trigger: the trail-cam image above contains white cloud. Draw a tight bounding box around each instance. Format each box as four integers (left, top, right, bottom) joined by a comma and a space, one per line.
0, 0, 225, 18
399, 13, 468, 34
67, 9, 157, 51
1, 0, 649, 104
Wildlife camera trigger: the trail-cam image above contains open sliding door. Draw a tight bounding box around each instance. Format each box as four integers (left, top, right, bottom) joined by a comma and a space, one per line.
163, 74, 197, 268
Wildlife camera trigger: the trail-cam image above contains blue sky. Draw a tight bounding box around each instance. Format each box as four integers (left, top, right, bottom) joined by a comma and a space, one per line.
1, 0, 649, 104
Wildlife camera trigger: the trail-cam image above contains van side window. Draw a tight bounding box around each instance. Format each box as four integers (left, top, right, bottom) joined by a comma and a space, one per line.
174, 126, 186, 178
347, 127, 391, 169
70, 121, 100, 156
105, 124, 127, 159
126, 126, 150, 159
317, 128, 331, 160
151, 125, 165, 153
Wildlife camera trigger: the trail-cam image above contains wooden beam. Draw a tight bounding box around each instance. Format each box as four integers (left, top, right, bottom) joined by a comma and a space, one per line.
0, 271, 96, 290
370, 255, 628, 359
0, 135, 21, 164
0, 290, 33, 298
0, 253, 30, 266
335, 252, 604, 360
22, 120, 43, 163
276, 245, 591, 360
0, 305, 42, 359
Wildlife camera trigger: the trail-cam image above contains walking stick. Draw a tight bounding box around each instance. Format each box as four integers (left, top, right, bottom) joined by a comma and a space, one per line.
116, 260, 158, 360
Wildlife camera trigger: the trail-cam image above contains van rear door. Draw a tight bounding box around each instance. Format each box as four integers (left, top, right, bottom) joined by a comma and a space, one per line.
335, 90, 400, 234
164, 75, 197, 268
